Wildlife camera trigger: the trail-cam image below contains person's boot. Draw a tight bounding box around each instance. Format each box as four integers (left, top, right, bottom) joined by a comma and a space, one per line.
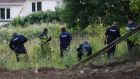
16, 54, 20, 62
60, 53, 64, 57
109, 53, 114, 62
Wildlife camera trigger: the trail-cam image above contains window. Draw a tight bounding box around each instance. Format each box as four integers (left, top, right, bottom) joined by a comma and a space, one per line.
0, 8, 10, 20
32, 2, 36, 12
6, 9, 10, 19
0, 8, 5, 19
37, 2, 42, 11
32, 2, 42, 12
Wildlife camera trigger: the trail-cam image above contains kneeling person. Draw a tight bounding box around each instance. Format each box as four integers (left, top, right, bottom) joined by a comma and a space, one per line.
77, 41, 92, 61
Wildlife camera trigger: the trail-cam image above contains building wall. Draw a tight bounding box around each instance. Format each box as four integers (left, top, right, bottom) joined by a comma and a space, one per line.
0, 0, 61, 17
19, 1, 32, 17
0, 4, 23, 26
0, 21, 9, 26
42, 0, 57, 11
0, 0, 62, 26
0, 5, 22, 19
10, 6, 22, 19
20, 0, 58, 17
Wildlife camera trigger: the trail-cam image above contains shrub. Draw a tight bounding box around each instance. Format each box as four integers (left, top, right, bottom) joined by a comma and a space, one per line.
11, 16, 25, 27
11, 11, 61, 27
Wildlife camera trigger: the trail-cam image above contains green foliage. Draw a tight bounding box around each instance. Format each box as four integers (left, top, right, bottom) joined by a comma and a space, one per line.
0, 23, 139, 70
63, 0, 140, 28
130, 0, 140, 22
11, 16, 25, 27
11, 11, 61, 27
11, 0, 140, 28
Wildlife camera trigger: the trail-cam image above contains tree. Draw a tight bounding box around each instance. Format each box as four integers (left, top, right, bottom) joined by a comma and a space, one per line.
63, 0, 140, 28
130, 0, 140, 21
63, 0, 95, 28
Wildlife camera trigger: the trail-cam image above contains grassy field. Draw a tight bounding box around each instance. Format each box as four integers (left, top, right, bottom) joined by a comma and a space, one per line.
0, 23, 132, 70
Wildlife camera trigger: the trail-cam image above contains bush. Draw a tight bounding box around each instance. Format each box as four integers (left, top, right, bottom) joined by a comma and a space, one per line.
11, 11, 61, 27
11, 16, 25, 27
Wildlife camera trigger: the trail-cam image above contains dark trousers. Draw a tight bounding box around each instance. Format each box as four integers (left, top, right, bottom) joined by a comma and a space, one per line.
127, 40, 135, 53
107, 46, 116, 60
60, 45, 70, 57
77, 49, 92, 61
15, 51, 29, 62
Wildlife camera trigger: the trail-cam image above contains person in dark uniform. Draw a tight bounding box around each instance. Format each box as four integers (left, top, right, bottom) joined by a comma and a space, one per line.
104, 21, 121, 61
126, 19, 137, 53
39, 28, 52, 58
77, 41, 92, 61
9, 32, 28, 62
60, 27, 72, 57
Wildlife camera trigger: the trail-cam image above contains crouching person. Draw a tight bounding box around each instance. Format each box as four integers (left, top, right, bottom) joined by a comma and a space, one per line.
77, 41, 92, 61
9, 32, 29, 62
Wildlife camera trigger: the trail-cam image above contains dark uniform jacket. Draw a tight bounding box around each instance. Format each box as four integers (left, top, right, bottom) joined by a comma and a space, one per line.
9, 35, 27, 53
77, 42, 92, 53
105, 26, 121, 44
60, 32, 72, 48
128, 23, 137, 30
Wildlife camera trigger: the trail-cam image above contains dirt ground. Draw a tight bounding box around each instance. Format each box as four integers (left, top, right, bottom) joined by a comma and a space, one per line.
1, 61, 140, 79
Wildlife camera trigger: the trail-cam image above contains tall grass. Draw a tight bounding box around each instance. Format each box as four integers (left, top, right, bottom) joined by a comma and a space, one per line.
0, 23, 136, 70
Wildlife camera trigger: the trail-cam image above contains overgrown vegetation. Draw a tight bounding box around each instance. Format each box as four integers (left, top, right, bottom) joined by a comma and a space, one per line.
0, 23, 135, 70
63, 0, 140, 28
1, 0, 139, 71
11, 0, 140, 29
11, 11, 61, 27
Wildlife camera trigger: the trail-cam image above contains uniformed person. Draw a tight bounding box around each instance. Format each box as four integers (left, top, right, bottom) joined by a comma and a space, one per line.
126, 19, 138, 53
39, 28, 52, 58
60, 27, 72, 57
105, 21, 121, 61
77, 41, 92, 61
9, 32, 29, 62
